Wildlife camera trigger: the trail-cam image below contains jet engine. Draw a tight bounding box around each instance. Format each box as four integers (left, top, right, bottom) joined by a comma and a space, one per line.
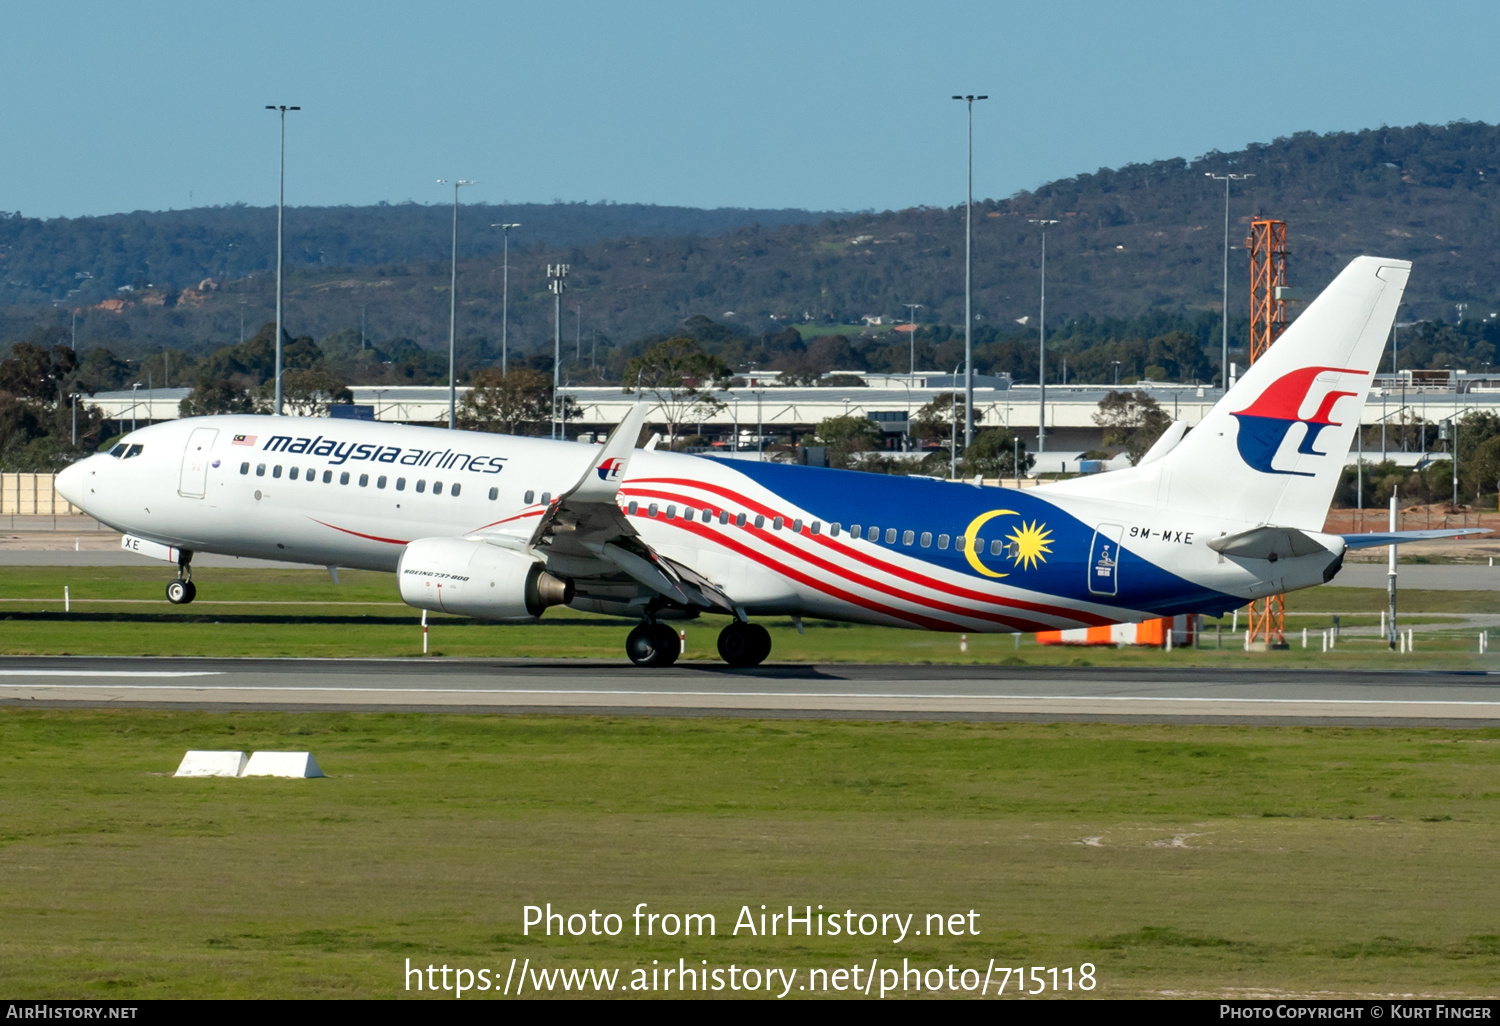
398, 537, 572, 620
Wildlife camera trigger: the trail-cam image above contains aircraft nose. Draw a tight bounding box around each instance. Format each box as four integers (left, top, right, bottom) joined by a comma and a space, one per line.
56, 459, 86, 506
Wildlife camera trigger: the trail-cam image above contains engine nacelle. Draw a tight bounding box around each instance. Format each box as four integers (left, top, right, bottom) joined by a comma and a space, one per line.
398, 537, 572, 620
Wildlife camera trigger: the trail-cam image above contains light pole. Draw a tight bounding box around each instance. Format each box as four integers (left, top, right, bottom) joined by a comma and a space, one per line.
952, 93, 988, 447
1028, 218, 1058, 452
1112, 360, 1122, 385
438, 179, 478, 429
904, 303, 922, 375
266, 104, 300, 416
1205, 172, 1252, 391
574, 304, 582, 362
239, 300, 247, 344
548, 264, 569, 439
130, 382, 141, 433
491, 223, 521, 374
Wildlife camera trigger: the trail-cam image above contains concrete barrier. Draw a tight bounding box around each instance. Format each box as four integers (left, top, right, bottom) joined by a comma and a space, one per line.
0, 473, 81, 515
242, 751, 324, 778
174, 750, 248, 777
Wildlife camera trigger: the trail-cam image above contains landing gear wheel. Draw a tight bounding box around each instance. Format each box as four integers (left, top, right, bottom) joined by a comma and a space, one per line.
626, 623, 681, 667
165, 579, 196, 605
717, 621, 771, 667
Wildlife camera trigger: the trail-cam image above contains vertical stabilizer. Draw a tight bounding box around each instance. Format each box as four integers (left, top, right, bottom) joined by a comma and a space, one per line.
1046, 256, 1410, 531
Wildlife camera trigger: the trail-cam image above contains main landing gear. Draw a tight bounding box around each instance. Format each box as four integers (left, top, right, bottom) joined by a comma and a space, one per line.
165, 554, 196, 605
626, 621, 682, 668
716, 620, 771, 668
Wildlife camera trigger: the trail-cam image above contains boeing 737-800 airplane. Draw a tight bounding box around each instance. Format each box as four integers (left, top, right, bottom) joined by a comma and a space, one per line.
55, 256, 1474, 666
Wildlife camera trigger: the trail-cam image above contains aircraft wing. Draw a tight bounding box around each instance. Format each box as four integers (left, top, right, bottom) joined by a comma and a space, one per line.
472, 403, 733, 615
1340, 528, 1493, 549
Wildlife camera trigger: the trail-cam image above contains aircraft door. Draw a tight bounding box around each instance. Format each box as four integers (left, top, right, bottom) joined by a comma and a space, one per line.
178, 427, 219, 498
1087, 523, 1123, 596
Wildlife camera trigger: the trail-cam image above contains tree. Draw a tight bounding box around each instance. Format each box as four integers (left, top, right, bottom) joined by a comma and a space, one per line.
456, 367, 565, 436
256, 367, 354, 417
179, 381, 262, 417
622, 337, 730, 448
814, 414, 881, 470
1093, 389, 1172, 464
911, 392, 967, 448
0, 341, 77, 403
960, 426, 1033, 479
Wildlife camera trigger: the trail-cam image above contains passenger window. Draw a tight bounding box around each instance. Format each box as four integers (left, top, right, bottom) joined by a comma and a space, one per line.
991, 539, 1004, 556
525, 490, 535, 504
754, 514, 766, 529
451, 483, 461, 497
359, 474, 369, 487
289, 466, 299, 480
718, 510, 729, 525
702, 509, 712, 523
686, 508, 697, 520
255, 464, 266, 477
272, 465, 282, 479
830, 523, 841, 538
850, 524, 861, 538
885, 528, 896, 544
772, 516, 784, 530
339, 471, 350, 485
541, 492, 551, 504
322, 470, 333, 483
239, 462, 249, 475
867, 527, 879, 542
648, 503, 659, 517
938, 534, 950, 550
735, 513, 747, 527
488, 486, 498, 500
664, 505, 675, 519
433, 482, 444, 495
921, 532, 932, 548
628, 501, 639, 515
903, 530, 915, 546
416, 480, 426, 493
396, 477, 406, 491
792, 518, 803, 533
810, 521, 821, 535
378, 476, 388, 489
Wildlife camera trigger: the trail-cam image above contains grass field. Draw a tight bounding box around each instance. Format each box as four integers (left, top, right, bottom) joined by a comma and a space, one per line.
0, 710, 1496, 999
0, 566, 1494, 667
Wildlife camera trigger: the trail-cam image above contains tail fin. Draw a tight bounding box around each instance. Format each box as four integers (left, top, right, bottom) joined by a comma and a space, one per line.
1050, 256, 1410, 531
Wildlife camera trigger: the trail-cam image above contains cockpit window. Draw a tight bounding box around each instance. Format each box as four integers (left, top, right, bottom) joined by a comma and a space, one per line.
124, 444, 144, 459
109, 444, 128, 458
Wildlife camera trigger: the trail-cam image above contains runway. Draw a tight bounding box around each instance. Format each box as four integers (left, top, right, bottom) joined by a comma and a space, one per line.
3, 656, 1500, 724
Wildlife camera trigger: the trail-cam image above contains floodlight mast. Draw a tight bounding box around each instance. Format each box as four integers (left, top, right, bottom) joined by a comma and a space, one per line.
547, 264, 569, 439
438, 179, 478, 429
491, 223, 521, 374
952, 94, 987, 447
904, 303, 922, 375
265, 105, 301, 416
1206, 172, 1253, 391
1028, 219, 1059, 453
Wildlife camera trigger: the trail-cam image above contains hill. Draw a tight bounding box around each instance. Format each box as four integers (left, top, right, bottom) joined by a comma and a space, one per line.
7, 120, 1500, 379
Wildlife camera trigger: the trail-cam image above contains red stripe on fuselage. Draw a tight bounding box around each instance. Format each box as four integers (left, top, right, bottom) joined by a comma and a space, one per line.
622, 487, 1066, 632
625, 476, 1111, 627
308, 518, 410, 546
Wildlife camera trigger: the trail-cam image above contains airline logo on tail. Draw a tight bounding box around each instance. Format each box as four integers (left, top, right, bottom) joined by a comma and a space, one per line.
597, 457, 627, 482
1230, 366, 1366, 477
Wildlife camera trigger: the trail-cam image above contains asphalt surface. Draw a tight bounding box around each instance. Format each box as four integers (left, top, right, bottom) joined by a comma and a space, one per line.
3, 656, 1499, 725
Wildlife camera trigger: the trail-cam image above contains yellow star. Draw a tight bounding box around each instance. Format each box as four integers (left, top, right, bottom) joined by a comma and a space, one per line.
1006, 520, 1053, 570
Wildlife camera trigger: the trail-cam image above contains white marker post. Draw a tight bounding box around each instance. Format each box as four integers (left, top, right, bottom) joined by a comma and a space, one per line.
64, 586, 69, 613
1387, 492, 1398, 651
422, 609, 429, 654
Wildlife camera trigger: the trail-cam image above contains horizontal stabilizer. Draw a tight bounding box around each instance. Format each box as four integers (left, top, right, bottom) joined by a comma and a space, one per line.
1208, 526, 1329, 561
1341, 528, 1492, 549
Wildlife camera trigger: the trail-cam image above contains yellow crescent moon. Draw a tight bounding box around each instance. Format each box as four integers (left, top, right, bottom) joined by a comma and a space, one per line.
963, 509, 1017, 578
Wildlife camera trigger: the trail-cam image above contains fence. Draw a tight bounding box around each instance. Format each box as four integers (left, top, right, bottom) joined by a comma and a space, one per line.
0, 473, 81, 515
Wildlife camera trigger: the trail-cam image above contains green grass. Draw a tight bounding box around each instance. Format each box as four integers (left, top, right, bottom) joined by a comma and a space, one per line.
1, 710, 1497, 998
1, 566, 1497, 665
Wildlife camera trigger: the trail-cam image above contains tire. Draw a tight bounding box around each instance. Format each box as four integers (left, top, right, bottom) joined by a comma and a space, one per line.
650, 624, 681, 667
166, 580, 189, 604
718, 621, 771, 667
181, 581, 197, 604
626, 624, 679, 667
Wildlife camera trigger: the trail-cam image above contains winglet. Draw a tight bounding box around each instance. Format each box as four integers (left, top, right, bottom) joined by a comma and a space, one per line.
562, 402, 650, 505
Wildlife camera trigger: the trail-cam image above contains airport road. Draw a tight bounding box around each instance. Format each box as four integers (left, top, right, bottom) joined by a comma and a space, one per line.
2, 656, 1499, 724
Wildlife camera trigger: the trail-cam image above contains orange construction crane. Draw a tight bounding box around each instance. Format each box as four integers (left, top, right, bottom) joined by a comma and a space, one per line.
1245, 218, 1290, 648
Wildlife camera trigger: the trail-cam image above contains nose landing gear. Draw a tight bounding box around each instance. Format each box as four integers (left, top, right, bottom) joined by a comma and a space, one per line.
717, 621, 771, 667
165, 555, 196, 605
625, 621, 682, 667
